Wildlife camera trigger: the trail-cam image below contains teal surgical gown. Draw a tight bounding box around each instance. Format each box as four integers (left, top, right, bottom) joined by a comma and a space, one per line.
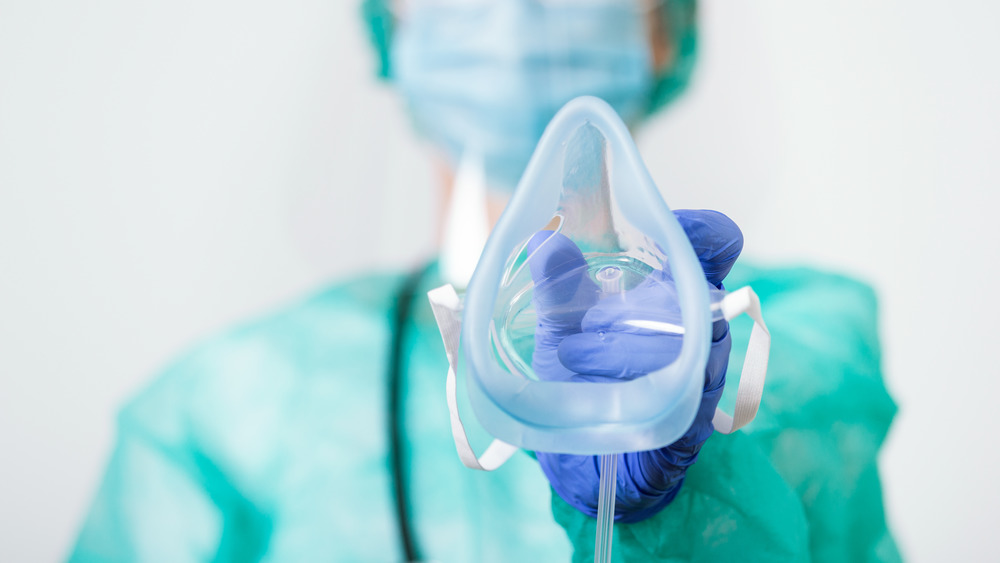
69, 262, 901, 562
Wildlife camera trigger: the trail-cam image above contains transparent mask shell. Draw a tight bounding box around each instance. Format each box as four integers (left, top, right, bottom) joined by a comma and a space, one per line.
492, 123, 675, 383
462, 96, 711, 455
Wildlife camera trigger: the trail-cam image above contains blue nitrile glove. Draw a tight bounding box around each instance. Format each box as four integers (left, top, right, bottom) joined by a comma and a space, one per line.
529, 210, 743, 523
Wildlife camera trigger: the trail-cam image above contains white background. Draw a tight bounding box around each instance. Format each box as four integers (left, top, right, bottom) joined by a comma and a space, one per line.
1, 1, 997, 560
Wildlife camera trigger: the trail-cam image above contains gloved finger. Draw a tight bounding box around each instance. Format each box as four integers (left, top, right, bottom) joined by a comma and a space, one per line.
674, 210, 743, 288
526, 230, 598, 338
578, 270, 681, 335
557, 331, 683, 379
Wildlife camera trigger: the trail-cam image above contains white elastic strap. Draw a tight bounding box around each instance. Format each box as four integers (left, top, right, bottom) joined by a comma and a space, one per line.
427, 284, 518, 471
713, 286, 771, 434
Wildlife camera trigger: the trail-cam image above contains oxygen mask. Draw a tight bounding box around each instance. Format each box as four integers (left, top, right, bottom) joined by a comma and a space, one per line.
429, 96, 769, 459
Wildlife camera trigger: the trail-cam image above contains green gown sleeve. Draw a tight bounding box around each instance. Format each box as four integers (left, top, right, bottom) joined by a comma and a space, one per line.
67, 272, 572, 562
68, 359, 271, 563
732, 267, 902, 563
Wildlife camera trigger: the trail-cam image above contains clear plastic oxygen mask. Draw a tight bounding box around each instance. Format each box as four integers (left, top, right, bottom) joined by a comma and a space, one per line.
458, 96, 719, 563
427, 96, 770, 563
461, 96, 715, 457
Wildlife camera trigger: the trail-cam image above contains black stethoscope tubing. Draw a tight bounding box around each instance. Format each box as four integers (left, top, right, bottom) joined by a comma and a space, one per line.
388, 264, 433, 562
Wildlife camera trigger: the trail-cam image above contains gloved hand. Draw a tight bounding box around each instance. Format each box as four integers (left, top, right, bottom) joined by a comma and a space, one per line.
528, 209, 743, 523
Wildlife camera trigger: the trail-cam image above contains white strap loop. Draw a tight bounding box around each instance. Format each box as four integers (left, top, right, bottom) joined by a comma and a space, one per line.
712, 286, 770, 434
427, 284, 518, 471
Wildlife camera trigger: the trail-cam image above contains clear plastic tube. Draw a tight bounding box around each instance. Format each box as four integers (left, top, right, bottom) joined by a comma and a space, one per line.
594, 266, 623, 563
595, 453, 617, 563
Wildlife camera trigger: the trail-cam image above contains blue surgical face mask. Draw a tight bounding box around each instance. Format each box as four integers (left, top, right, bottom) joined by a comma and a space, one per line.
392, 0, 655, 192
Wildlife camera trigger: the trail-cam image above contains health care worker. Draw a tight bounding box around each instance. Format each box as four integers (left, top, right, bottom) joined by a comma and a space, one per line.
69, 1, 901, 561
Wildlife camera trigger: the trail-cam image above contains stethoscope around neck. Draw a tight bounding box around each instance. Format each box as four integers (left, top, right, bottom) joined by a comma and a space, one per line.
387, 263, 434, 562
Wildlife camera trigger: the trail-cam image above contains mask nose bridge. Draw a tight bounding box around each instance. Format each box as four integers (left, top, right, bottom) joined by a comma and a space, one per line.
557, 122, 619, 255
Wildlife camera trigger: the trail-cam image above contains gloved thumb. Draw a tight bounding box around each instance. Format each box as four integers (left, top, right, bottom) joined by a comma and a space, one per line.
674, 210, 743, 288
526, 230, 598, 338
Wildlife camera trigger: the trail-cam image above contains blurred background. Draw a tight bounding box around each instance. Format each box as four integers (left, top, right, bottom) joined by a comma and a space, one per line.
1, 0, 997, 560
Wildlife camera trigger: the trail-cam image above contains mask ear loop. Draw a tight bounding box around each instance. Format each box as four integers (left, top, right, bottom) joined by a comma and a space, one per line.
713, 287, 771, 433
428, 284, 519, 471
